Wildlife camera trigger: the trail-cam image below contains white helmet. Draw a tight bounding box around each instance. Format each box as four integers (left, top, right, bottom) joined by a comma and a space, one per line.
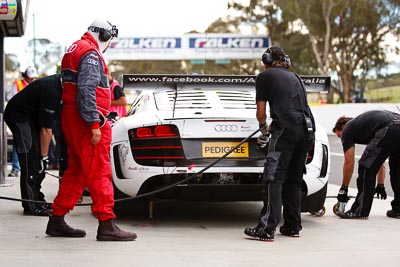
24, 66, 38, 78
88, 18, 118, 53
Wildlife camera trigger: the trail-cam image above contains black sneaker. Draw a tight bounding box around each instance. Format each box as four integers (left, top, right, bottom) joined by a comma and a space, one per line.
338, 210, 368, 220
386, 209, 400, 219
8, 170, 19, 177
244, 227, 274, 242
279, 226, 300, 237
23, 207, 51, 217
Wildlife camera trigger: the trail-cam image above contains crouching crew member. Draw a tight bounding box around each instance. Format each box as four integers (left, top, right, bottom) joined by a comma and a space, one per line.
332, 110, 400, 219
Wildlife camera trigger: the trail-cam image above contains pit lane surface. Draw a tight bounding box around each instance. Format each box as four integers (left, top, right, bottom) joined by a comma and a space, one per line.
0, 103, 399, 266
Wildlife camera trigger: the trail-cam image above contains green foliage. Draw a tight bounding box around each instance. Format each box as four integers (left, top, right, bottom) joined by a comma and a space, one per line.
365, 85, 400, 103
5, 53, 19, 72
229, 0, 400, 103
367, 73, 400, 89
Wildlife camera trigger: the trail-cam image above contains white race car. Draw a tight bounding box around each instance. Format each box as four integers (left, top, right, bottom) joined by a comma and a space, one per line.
111, 74, 330, 217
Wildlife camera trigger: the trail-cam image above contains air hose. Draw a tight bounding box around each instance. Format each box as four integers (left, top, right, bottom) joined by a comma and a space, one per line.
0, 127, 262, 207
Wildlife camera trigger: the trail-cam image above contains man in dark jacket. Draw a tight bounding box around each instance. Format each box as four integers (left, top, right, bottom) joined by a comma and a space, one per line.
332, 110, 400, 219
4, 74, 62, 216
244, 45, 315, 241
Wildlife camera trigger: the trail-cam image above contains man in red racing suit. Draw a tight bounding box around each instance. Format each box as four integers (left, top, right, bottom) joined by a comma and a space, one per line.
45, 18, 136, 241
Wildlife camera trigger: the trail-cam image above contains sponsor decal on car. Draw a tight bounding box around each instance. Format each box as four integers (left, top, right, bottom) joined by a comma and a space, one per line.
202, 142, 249, 158
240, 125, 254, 133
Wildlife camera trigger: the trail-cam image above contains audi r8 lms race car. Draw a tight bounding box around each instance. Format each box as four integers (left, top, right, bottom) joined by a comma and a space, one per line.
110, 74, 330, 217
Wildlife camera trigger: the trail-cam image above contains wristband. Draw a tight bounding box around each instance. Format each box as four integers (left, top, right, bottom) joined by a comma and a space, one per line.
91, 121, 100, 129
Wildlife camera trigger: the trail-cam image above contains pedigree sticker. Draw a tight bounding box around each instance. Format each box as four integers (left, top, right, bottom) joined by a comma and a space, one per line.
202, 142, 249, 158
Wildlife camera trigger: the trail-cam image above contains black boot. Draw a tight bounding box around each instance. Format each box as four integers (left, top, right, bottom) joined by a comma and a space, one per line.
46, 215, 86, 237
96, 219, 137, 241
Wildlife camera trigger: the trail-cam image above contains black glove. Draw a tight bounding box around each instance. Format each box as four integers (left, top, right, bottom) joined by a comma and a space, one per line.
39, 156, 49, 174
99, 113, 106, 128
375, 184, 387, 200
337, 185, 349, 203
256, 133, 270, 149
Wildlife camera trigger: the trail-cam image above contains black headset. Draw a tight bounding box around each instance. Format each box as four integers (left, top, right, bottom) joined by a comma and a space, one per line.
262, 47, 274, 66
262, 46, 291, 69
88, 22, 118, 42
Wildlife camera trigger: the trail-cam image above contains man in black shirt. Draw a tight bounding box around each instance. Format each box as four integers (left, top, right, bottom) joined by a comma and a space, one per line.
4, 74, 62, 216
244, 45, 315, 241
332, 110, 400, 219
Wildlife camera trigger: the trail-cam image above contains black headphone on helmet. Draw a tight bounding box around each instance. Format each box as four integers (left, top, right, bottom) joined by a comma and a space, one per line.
88, 22, 118, 42
262, 47, 274, 66
262, 46, 291, 69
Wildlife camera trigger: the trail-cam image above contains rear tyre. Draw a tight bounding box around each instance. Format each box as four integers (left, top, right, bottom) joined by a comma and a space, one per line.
310, 206, 326, 217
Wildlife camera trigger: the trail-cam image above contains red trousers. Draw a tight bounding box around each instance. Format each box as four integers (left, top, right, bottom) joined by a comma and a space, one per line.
52, 106, 115, 221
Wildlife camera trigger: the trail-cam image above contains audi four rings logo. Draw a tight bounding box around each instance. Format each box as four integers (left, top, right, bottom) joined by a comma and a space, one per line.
214, 125, 238, 132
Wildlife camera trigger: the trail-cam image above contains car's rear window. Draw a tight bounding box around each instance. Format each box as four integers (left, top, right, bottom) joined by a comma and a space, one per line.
154, 89, 256, 110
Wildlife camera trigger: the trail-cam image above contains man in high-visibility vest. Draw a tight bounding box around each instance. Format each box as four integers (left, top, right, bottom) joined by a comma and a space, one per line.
7, 66, 38, 101
7, 66, 38, 178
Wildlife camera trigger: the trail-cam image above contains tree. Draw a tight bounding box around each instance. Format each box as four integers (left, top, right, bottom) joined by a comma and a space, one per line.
230, 0, 400, 103
5, 53, 19, 72
227, 0, 319, 74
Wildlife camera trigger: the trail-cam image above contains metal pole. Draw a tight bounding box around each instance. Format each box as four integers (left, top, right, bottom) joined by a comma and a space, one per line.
0, 35, 6, 185
33, 13, 36, 69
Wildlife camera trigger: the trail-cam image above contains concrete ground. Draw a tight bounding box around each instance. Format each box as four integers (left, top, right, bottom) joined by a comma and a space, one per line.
1, 103, 399, 266
1, 167, 399, 267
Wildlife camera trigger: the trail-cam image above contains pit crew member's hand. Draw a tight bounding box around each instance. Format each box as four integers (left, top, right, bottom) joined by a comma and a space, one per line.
259, 122, 270, 135
337, 185, 349, 203
39, 156, 49, 174
375, 184, 387, 200
257, 133, 270, 149
91, 128, 101, 144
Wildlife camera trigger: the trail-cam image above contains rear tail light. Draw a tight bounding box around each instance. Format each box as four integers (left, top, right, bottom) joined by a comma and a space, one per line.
136, 125, 178, 138
136, 127, 153, 138
154, 125, 177, 137
128, 125, 185, 166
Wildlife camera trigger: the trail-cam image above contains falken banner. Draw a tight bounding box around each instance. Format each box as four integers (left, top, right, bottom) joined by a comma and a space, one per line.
107, 34, 270, 60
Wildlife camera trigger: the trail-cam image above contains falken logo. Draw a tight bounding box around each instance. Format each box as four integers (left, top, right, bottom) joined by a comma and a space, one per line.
111, 38, 181, 49
189, 37, 269, 49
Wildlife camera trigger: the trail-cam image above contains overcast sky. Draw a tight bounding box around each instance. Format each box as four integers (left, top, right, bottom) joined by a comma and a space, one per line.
4, 0, 398, 73
5, 0, 234, 57
4, 0, 241, 69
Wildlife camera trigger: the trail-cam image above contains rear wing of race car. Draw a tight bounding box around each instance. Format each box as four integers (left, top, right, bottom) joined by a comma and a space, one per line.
122, 74, 330, 92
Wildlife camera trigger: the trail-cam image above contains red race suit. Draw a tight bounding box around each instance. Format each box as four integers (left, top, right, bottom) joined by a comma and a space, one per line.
52, 32, 115, 221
